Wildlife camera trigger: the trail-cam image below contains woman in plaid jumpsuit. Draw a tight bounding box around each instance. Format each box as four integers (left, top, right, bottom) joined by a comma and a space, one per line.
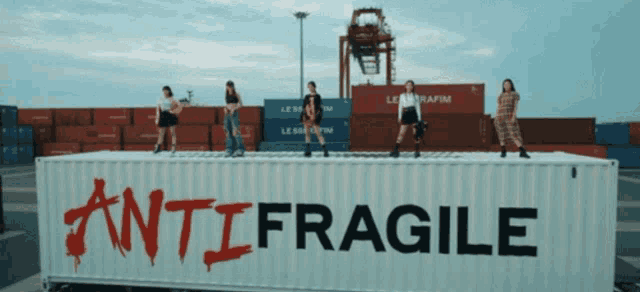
494, 79, 530, 158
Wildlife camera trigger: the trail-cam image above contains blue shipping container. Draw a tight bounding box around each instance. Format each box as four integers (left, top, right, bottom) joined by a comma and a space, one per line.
607, 146, 640, 168
259, 142, 349, 152
18, 125, 33, 144
2, 126, 18, 146
264, 118, 350, 142
18, 145, 34, 164
1, 105, 18, 127
264, 98, 352, 119
3, 145, 18, 165
596, 123, 630, 145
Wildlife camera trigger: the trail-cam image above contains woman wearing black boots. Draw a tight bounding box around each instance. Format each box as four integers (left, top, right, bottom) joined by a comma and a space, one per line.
154, 85, 183, 154
494, 78, 530, 158
300, 81, 329, 157
390, 80, 423, 158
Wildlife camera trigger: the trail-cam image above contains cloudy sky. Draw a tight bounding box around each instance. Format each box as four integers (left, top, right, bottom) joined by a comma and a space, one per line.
0, 0, 637, 122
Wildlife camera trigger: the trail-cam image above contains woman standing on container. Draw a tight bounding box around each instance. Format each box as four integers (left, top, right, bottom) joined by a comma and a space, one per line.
494, 78, 530, 158
154, 85, 183, 154
390, 80, 425, 158
224, 80, 245, 157
300, 81, 329, 157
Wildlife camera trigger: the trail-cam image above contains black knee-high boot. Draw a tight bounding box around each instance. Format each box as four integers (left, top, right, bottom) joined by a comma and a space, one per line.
390, 143, 400, 158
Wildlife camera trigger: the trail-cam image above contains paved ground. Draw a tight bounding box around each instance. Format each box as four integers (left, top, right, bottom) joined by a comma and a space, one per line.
2, 163, 640, 292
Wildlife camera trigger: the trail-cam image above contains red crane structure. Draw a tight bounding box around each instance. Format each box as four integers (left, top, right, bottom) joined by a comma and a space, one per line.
339, 8, 396, 99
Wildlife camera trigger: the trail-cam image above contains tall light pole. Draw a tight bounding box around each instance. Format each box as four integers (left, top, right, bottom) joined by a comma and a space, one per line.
293, 11, 309, 99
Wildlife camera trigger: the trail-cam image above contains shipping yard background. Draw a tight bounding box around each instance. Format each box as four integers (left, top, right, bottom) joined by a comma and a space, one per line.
2, 0, 640, 291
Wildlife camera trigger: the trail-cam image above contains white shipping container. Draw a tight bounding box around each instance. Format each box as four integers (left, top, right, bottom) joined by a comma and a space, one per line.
36, 151, 619, 292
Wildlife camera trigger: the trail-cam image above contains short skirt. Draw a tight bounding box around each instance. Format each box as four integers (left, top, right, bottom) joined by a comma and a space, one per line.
401, 107, 419, 125
158, 110, 178, 128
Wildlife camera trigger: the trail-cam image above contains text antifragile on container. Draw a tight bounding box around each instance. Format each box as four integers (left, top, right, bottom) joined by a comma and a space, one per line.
35, 151, 618, 292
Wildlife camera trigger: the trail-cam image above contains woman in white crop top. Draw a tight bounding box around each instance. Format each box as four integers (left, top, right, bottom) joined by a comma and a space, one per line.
154, 85, 184, 154
390, 80, 425, 158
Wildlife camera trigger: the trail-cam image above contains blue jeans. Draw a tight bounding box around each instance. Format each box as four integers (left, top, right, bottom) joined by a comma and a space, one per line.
224, 111, 245, 153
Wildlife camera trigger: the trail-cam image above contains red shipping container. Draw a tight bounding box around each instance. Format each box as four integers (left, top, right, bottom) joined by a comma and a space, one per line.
217, 107, 263, 124
124, 144, 155, 151
43, 143, 81, 156
176, 144, 211, 151
18, 109, 54, 126
33, 126, 54, 143
82, 144, 122, 152
56, 126, 121, 144
350, 114, 491, 148
176, 107, 218, 125
630, 123, 640, 145
54, 109, 93, 126
489, 144, 607, 159
490, 118, 595, 145
210, 124, 260, 145
212, 144, 257, 152
350, 146, 489, 152
94, 108, 132, 125
352, 84, 484, 115
175, 125, 209, 144
123, 125, 167, 144
133, 108, 157, 125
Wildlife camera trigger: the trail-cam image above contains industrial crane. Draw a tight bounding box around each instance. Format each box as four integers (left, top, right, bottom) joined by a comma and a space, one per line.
339, 8, 396, 99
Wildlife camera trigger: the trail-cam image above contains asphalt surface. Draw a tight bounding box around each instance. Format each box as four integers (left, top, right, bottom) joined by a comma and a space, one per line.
1, 163, 640, 292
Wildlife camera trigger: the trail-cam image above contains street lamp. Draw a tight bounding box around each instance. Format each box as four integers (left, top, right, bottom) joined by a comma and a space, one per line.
293, 11, 309, 99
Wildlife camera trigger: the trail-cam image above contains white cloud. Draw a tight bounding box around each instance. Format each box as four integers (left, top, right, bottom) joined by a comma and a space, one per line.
385, 18, 467, 50
185, 21, 225, 33
463, 48, 495, 57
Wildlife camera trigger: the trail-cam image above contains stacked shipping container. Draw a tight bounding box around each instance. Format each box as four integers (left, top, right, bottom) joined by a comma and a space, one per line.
350, 84, 491, 152
17, 106, 264, 156
1, 105, 35, 164
596, 122, 639, 167
261, 99, 351, 151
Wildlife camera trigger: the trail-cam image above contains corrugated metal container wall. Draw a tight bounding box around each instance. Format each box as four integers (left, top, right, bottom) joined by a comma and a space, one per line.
596, 123, 630, 145
33, 127, 54, 144
42, 143, 81, 156
81, 144, 122, 152
1, 126, 18, 146
176, 144, 211, 151
264, 99, 352, 119
133, 108, 158, 125
490, 118, 596, 145
18, 145, 34, 164
489, 145, 608, 159
352, 84, 484, 115
54, 109, 93, 126
628, 123, 640, 145
176, 107, 217, 125
36, 152, 618, 292
263, 118, 350, 143
259, 142, 349, 152
123, 144, 155, 151
56, 126, 122, 144
175, 125, 209, 144
211, 143, 257, 152
1, 105, 18, 127
350, 114, 491, 148
17, 109, 54, 126
18, 125, 34, 145
2, 145, 18, 164
216, 107, 263, 125
606, 146, 640, 168
123, 125, 167, 144
94, 108, 133, 126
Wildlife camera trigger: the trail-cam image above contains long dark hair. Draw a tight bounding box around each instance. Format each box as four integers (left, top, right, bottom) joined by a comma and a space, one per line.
162, 85, 173, 97
502, 79, 516, 93
308, 81, 318, 94
225, 80, 236, 98
405, 80, 416, 94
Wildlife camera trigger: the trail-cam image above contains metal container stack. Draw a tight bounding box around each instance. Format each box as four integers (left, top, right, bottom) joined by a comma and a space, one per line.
261, 98, 351, 151
1, 105, 34, 165
596, 122, 638, 167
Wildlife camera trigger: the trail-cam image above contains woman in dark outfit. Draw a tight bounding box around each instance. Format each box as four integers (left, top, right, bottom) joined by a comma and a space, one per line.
390, 80, 425, 158
300, 81, 329, 157
154, 85, 183, 154
494, 78, 530, 158
224, 80, 245, 157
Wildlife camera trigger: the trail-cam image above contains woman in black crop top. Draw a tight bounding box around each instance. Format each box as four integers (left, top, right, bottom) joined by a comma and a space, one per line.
300, 81, 329, 157
223, 80, 245, 157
